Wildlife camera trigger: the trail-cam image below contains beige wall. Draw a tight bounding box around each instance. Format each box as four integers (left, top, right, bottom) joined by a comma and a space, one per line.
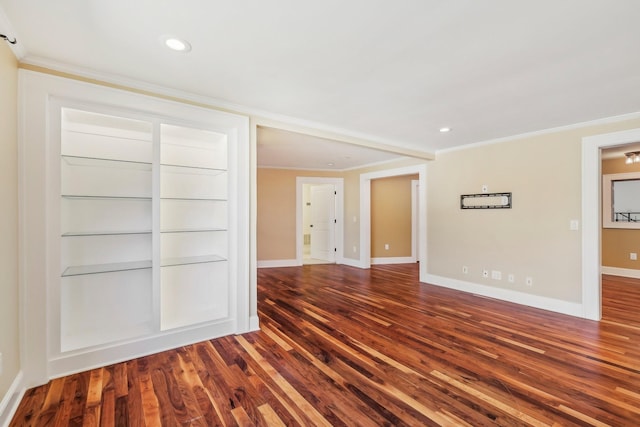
257, 159, 426, 262
257, 168, 342, 260
0, 43, 19, 402
602, 158, 640, 270
371, 174, 418, 257
428, 117, 640, 303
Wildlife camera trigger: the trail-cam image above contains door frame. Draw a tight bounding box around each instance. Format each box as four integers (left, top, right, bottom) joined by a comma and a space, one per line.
360, 164, 427, 282
296, 177, 344, 265
582, 127, 640, 320
412, 179, 419, 262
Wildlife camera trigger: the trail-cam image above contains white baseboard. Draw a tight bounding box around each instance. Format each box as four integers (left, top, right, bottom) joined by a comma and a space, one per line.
602, 266, 640, 279
258, 258, 371, 269
248, 315, 260, 332
0, 371, 25, 427
257, 259, 299, 268
425, 274, 584, 318
371, 256, 416, 265
340, 257, 366, 268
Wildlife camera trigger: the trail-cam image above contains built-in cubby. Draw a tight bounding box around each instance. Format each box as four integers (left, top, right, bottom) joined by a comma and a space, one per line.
60, 109, 154, 351
159, 124, 229, 330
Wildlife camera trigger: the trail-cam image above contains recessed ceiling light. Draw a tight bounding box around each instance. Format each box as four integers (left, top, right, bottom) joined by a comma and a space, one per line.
327, 162, 335, 167
439, 127, 451, 133
161, 35, 192, 52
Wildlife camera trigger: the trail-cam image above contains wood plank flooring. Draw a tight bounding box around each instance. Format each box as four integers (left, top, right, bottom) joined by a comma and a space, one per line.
9, 265, 640, 426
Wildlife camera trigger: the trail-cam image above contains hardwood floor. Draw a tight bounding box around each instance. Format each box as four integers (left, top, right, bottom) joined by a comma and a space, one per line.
9, 266, 640, 426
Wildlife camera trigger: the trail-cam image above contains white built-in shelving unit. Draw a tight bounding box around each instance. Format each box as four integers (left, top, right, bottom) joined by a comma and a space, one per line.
20, 71, 252, 383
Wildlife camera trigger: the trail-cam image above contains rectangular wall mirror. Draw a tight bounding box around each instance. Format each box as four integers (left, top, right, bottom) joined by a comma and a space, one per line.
603, 172, 640, 229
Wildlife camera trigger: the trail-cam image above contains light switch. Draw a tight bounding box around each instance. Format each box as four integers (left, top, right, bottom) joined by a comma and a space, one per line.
570, 220, 579, 231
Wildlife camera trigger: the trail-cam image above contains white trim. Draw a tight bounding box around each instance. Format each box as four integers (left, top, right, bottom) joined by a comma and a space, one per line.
0, 371, 25, 427
582, 127, 640, 321
360, 164, 428, 282
411, 180, 419, 261
371, 257, 416, 265
601, 266, 640, 279
438, 111, 640, 156
426, 274, 584, 318
249, 316, 260, 331
296, 177, 344, 266
257, 259, 299, 268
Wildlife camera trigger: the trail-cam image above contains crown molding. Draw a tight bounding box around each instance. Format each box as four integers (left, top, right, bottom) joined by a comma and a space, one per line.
436, 111, 640, 156
19, 56, 434, 160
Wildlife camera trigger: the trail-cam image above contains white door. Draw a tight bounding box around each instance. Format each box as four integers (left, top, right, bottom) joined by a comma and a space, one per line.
310, 184, 336, 262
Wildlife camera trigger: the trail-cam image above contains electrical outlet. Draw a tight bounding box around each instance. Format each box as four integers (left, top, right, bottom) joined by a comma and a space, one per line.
508, 274, 515, 283
462, 266, 468, 274
482, 269, 489, 278
526, 277, 533, 286
631, 253, 637, 261
491, 270, 502, 280
353, 246, 357, 253
384, 244, 390, 250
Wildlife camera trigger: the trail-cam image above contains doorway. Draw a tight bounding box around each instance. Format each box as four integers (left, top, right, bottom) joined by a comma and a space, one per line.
306, 183, 336, 264
296, 177, 344, 265
359, 164, 427, 282
582, 127, 640, 320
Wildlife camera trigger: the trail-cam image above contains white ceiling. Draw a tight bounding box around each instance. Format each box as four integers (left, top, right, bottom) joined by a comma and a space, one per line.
257, 126, 404, 170
2, 0, 640, 168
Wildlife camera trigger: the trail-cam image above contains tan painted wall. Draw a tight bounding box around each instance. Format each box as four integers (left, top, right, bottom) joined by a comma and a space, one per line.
602, 158, 640, 270
428, 117, 640, 303
257, 158, 426, 262
257, 168, 342, 260
0, 43, 19, 402
371, 175, 418, 257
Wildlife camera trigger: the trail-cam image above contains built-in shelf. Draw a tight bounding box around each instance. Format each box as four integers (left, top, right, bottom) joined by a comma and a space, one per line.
161, 228, 226, 233
62, 230, 152, 237
161, 254, 226, 267
161, 163, 226, 173
22, 74, 247, 380
62, 195, 152, 200
62, 260, 152, 277
62, 155, 152, 168
160, 197, 226, 201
